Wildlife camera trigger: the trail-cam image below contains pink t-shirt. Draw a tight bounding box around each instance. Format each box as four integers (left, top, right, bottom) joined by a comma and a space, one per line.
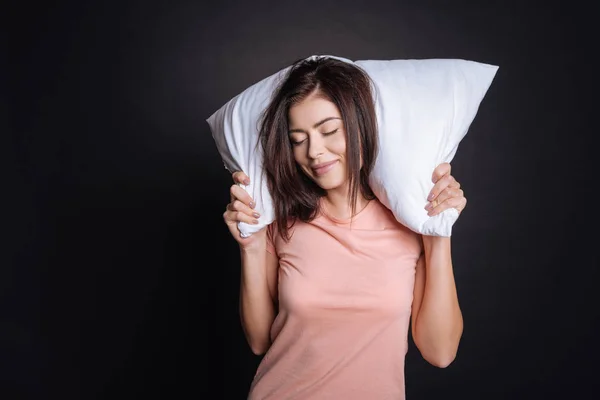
248, 198, 423, 400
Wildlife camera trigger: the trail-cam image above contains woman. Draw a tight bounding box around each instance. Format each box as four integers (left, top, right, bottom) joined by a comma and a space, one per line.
222, 57, 466, 399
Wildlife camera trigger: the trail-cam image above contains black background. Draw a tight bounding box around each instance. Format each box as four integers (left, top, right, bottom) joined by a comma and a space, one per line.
7, 1, 597, 399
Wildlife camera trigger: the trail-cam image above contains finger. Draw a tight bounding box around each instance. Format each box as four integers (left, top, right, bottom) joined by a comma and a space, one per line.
223, 209, 260, 226
428, 195, 467, 217
429, 187, 464, 209
228, 199, 261, 219
230, 184, 256, 209
455, 198, 468, 214
448, 175, 460, 189
425, 189, 446, 212
232, 171, 250, 185
432, 162, 451, 183
427, 174, 454, 202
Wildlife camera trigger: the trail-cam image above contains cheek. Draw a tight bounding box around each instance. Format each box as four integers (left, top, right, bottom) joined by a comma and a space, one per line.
330, 135, 347, 157
292, 146, 309, 168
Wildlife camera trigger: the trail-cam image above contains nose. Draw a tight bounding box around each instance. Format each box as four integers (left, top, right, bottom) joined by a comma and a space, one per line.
307, 135, 325, 159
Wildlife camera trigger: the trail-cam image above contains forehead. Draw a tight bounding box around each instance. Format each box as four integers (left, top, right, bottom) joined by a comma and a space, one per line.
288, 94, 341, 128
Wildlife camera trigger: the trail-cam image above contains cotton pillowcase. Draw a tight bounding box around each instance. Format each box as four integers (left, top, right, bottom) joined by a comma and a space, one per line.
206, 65, 286, 238
207, 55, 498, 237
357, 58, 498, 236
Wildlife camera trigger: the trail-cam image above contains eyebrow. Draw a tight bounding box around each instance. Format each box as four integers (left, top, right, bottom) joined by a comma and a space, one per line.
288, 117, 341, 134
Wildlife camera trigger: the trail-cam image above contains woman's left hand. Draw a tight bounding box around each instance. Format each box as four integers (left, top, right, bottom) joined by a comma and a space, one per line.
425, 162, 467, 217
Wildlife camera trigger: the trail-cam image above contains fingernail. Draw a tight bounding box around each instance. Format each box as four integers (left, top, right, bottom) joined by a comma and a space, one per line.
424, 203, 432, 211
252, 219, 259, 224
253, 212, 260, 218
244, 178, 250, 185
249, 201, 255, 209
427, 193, 434, 201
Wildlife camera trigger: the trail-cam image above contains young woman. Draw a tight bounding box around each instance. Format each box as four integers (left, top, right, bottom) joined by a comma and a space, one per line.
222, 56, 466, 399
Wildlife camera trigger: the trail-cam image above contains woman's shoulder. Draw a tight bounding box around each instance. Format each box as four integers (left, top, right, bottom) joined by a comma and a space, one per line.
369, 198, 422, 235
266, 216, 301, 240
365, 197, 401, 225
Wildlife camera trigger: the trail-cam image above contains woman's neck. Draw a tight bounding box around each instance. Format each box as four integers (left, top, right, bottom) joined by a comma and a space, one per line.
321, 189, 370, 220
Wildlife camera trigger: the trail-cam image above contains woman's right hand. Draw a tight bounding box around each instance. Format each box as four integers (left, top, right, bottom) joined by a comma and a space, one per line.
223, 171, 266, 250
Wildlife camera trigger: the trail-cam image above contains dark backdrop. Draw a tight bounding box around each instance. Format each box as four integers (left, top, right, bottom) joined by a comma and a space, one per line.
7, 1, 597, 399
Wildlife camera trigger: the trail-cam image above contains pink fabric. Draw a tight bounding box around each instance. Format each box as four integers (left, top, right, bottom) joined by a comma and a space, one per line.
248, 199, 422, 400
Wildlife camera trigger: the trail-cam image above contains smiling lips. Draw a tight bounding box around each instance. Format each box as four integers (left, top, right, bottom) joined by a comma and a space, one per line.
311, 160, 339, 176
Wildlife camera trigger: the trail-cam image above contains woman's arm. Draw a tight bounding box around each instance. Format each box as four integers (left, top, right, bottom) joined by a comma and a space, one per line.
239, 243, 279, 355
410, 161, 466, 367
410, 236, 463, 367
222, 170, 279, 356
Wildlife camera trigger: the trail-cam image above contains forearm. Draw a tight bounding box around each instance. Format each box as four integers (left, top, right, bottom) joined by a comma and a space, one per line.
414, 236, 463, 367
239, 245, 276, 355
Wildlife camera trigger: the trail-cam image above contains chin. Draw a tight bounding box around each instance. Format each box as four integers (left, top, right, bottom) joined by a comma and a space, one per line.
302, 162, 347, 190
311, 175, 346, 191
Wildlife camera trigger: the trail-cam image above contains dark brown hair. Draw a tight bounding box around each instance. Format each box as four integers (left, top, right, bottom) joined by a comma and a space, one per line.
259, 56, 379, 241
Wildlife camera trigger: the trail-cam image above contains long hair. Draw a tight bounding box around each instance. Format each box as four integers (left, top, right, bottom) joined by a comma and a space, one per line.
259, 56, 379, 241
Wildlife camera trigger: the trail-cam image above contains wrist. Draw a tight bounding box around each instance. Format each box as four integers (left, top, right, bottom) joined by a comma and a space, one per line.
421, 235, 451, 253
239, 238, 267, 255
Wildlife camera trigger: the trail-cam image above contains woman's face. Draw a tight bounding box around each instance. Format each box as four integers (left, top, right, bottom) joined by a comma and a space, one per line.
288, 92, 348, 191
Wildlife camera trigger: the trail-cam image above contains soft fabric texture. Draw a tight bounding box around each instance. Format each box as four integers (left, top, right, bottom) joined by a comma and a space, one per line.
207, 55, 498, 237
248, 198, 422, 399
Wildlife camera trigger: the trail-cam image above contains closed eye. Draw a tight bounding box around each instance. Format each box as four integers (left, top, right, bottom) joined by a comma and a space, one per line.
290, 129, 338, 146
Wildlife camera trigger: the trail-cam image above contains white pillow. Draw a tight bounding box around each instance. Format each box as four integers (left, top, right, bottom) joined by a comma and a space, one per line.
207, 55, 498, 237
